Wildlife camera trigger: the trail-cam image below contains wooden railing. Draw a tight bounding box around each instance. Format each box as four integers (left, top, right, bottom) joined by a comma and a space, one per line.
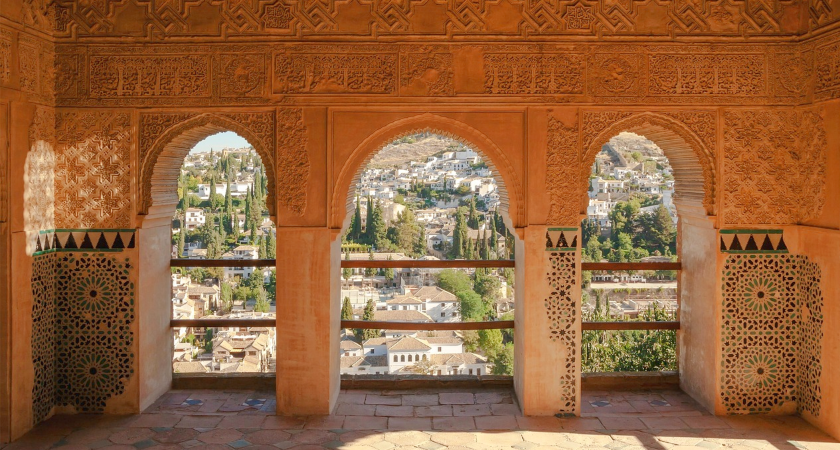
168, 259, 681, 331
581, 260, 681, 332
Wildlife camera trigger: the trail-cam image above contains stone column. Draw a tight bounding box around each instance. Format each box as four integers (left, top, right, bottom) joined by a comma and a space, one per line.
515, 226, 581, 416
675, 208, 719, 413
137, 217, 174, 411
275, 227, 339, 415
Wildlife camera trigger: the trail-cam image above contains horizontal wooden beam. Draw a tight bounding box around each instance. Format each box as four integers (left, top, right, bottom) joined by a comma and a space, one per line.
341, 320, 514, 330
581, 262, 681, 271
582, 321, 680, 330
341, 260, 515, 269
170, 259, 276, 268
171, 319, 276, 328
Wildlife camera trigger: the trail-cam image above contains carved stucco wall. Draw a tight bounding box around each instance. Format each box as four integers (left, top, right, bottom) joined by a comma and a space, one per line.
722, 108, 827, 226
44, 0, 823, 40
55, 111, 132, 229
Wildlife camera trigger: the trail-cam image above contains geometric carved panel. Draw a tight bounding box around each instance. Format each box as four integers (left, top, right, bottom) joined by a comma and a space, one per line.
55, 111, 132, 229
544, 231, 578, 414
723, 109, 827, 225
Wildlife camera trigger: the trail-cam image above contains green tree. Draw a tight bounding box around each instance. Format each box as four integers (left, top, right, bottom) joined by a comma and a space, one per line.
249, 221, 258, 245
437, 269, 472, 295
450, 208, 468, 259
365, 249, 376, 277
258, 235, 267, 259
413, 226, 426, 257
367, 200, 387, 249
209, 176, 218, 212
220, 282, 233, 313
457, 290, 485, 321
474, 272, 501, 305
490, 343, 514, 375
266, 231, 276, 258
467, 197, 479, 229
341, 297, 354, 321
254, 286, 270, 313
584, 236, 602, 263
342, 251, 352, 280
176, 228, 185, 258
359, 299, 380, 340
204, 328, 214, 354
350, 196, 363, 242
478, 328, 504, 358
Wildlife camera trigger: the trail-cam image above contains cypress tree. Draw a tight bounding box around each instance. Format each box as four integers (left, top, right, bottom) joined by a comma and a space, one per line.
266, 231, 276, 258
209, 175, 218, 212
467, 197, 478, 229
489, 222, 498, 254
351, 196, 362, 241
244, 187, 252, 231
258, 235, 267, 259
224, 179, 233, 233
364, 196, 374, 244
451, 208, 468, 259
341, 297, 354, 321
177, 227, 185, 259
250, 221, 258, 245
361, 300, 379, 340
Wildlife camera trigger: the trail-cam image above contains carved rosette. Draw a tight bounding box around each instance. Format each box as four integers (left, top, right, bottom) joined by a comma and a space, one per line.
276, 108, 309, 216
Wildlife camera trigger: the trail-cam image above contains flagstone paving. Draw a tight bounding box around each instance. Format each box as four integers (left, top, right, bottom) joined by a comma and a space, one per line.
2, 389, 837, 449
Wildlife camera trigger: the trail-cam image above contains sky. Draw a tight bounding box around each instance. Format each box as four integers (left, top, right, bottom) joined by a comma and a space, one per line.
189, 131, 251, 153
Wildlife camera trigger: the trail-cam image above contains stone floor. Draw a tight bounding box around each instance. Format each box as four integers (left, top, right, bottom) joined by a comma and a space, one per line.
2, 388, 838, 449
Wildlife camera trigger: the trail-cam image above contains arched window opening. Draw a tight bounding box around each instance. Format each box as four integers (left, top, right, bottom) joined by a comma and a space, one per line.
581, 132, 679, 375
169, 131, 277, 375
338, 133, 514, 380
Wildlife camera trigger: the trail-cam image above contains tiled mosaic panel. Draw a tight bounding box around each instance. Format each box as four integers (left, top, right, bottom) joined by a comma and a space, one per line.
53, 253, 135, 412
545, 249, 577, 413
799, 259, 823, 416
31, 253, 56, 423
720, 253, 823, 415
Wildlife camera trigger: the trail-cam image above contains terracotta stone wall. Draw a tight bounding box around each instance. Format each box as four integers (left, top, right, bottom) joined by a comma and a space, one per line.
3, 0, 840, 443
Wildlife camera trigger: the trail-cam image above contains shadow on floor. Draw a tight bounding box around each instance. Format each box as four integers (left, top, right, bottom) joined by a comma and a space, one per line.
2, 388, 837, 449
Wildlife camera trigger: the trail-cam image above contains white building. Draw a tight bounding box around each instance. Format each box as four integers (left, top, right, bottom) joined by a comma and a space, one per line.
184, 208, 205, 230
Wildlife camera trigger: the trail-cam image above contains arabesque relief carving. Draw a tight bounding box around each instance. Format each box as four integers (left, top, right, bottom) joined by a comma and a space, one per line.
90, 55, 211, 99
648, 54, 765, 97
19, 34, 55, 105
546, 115, 582, 226
723, 109, 826, 225
55, 111, 132, 229
484, 53, 585, 95
49, 0, 808, 40
273, 51, 397, 94
815, 37, 840, 101
276, 108, 309, 216
52, 43, 824, 107
0, 28, 12, 86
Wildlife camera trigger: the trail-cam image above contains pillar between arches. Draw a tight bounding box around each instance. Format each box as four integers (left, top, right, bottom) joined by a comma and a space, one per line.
515, 225, 581, 416
275, 227, 340, 415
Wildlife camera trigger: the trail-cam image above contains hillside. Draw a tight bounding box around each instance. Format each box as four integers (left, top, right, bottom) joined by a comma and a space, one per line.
368, 134, 465, 168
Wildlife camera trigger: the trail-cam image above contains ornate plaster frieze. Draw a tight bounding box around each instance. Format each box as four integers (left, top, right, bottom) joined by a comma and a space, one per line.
50, 0, 808, 41
53, 43, 816, 108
